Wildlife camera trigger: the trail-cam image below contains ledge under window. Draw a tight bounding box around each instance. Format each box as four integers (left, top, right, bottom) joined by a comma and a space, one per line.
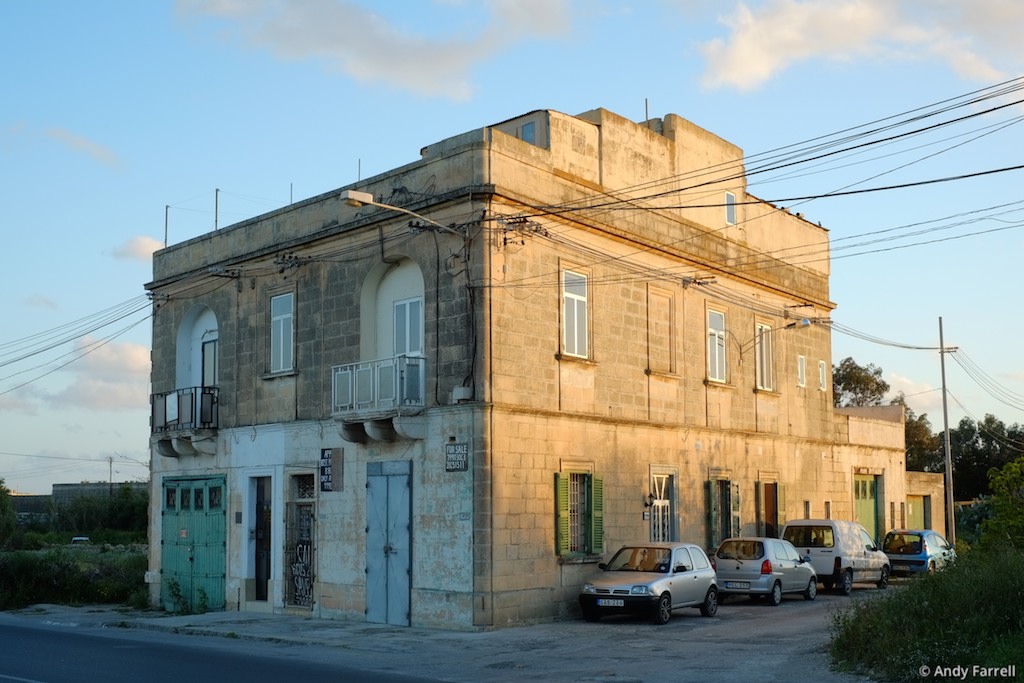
261, 369, 299, 380
557, 554, 603, 565
554, 353, 597, 366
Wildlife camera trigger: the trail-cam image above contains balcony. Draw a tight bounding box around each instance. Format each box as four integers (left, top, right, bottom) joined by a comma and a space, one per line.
151, 386, 218, 456
332, 355, 426, 442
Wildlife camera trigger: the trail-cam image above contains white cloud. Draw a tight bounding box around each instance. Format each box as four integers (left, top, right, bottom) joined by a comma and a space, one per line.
49, 338, 151, 412
23, 294, 58, 310
178, 0, 570, 100
699, 0, 1019, 91
887, 372, 942, 416
45, 127, 121, 169
110, 236, 164, 262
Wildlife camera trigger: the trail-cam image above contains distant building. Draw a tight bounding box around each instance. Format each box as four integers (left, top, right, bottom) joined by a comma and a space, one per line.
9, 482, 148, 526
146, 106, 945, 628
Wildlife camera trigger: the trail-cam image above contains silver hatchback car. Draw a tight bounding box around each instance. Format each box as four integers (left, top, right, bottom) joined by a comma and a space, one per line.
713, 537, 818, 605
579, 542, 718, 624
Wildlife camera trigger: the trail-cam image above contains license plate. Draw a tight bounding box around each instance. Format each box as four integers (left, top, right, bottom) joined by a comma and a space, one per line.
725, 581, 750, 589
597, 599, 624, 607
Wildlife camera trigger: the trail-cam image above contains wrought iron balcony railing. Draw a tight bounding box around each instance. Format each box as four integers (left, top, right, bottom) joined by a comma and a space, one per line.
151, 386, 218, 433
331, 355, 425, 416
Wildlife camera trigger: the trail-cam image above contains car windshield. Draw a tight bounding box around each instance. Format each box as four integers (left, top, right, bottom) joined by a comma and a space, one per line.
606, 546, 671, 573
883, 532, 923, 554
716, 540, 763, 561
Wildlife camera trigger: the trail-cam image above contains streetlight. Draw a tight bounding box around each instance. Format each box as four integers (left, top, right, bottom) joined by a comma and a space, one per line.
340, 189, 464, 237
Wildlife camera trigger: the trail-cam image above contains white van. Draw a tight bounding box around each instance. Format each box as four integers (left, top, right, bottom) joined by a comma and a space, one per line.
780, 519, 889, 595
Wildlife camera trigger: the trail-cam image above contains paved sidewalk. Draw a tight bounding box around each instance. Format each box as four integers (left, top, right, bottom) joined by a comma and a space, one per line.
8, 603, 871, 683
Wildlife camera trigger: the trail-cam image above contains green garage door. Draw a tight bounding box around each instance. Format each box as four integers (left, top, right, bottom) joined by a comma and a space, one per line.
161, 477, 226, 613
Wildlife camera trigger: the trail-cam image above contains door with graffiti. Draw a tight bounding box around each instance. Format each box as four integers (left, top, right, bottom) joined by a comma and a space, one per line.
286, 474, 316, 608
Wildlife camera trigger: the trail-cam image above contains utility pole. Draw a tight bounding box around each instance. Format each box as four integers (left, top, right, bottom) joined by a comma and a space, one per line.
108, 456, 113, 498
939, 317, 956, 545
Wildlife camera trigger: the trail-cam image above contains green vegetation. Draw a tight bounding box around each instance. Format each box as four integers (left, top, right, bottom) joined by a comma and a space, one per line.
0, 478, 150, 610
0, 547, 149, 610
830, 457, 1024, 681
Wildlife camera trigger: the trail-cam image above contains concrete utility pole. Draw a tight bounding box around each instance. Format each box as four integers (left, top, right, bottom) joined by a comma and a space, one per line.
939, 317, 956, 545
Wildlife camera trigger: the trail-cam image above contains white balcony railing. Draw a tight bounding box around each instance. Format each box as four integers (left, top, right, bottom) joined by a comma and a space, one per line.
331, 355, 425, 415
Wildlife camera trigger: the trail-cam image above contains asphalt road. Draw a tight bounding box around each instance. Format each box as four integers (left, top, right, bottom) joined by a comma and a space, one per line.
0, 585, 884, 683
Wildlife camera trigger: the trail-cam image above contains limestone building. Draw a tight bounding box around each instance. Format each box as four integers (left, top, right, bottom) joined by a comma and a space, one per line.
145, 106, 943, 628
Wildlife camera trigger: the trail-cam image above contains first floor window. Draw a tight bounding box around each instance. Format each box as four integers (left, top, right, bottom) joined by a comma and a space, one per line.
562, 270, 588, 358
708, 310, 726, 382
755, 323, 775, 390
270, 292, 294, 372
555, 472, 603, 555
797, 355, 806, 387
819, 360, 828, 391
725, 191, 736, 226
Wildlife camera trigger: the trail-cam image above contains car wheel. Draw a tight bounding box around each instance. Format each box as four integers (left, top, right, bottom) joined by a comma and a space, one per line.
653, 593, 672, 625
768, 581, 782, 607
581, 606, 600, 622
840, 569, 853, 595
803, 578, 817, 601
700, 587, 718, 617
877, 565, 890, 589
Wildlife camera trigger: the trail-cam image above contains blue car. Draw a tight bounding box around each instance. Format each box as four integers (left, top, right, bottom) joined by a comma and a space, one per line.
882, 529, 955, 576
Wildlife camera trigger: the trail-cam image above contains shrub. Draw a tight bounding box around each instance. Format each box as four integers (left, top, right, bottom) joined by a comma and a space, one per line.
830, 548, 1024, 681
0, 548, 148, 610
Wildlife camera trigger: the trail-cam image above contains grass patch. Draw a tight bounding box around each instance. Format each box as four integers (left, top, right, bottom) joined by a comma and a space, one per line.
829, 547, 1024, 681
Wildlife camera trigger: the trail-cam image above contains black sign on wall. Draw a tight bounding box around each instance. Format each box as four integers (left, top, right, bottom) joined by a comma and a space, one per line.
445, 442, 469, 472
320, 448, 341, 491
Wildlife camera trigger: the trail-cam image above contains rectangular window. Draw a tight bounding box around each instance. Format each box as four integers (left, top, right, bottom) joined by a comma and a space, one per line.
819, 360, 828, 391
725, 191, 736, 226
650, 473, 673, 542
707, 310, 727, 382
394, 297, 423, 356
797, 355, 806, 387
519, 121, 536, 145
562, 270, 588, 358
755, 323, 774, 390
648, 289, 673, 374
270, 292, 294, 373
202, 339, 218, 387
555, 472, 603, 555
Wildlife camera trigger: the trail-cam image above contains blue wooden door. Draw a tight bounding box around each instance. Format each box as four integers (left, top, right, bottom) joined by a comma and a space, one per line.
365, 461, 411, 625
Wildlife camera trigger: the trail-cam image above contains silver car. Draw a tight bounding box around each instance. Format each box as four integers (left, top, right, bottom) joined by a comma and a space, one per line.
713, 537, 818, 605
579, 542, 718, 624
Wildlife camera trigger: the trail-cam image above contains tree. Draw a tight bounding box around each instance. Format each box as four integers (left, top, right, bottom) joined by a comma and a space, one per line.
832, 356, 890, 407
948, 414, 1024, 500
980, 457, 1024, 549
891, 393, 942, 471
0, 479, 16, 548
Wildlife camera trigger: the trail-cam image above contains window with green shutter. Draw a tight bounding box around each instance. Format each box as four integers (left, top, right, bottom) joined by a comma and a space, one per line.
555, 472, 603, 556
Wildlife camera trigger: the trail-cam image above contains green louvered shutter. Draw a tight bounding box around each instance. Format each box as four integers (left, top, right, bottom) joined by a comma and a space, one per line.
555, 473, 570, 555
730, 481, 742, 538
706, 479, 719, 549
589, 475, 604, 554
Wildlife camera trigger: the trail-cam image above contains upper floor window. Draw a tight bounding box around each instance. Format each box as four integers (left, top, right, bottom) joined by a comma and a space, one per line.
819, 360, 828, 391
202, 339, 218, 388
519, 121, 536, 145
270, 292, 294, 373
725, 191, 736, 226
755, 323, 775, 390
707, 310, 727, 382
562, 270, 588, 358
797, 355, 806, 387
394, 296, 423, 356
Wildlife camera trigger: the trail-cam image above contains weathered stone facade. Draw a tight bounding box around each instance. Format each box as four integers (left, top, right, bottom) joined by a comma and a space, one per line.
146, 106, 942, 629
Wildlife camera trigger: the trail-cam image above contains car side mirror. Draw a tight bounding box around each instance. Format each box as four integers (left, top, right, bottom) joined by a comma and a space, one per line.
801, 555, 811, 563
598, 563, 607, 570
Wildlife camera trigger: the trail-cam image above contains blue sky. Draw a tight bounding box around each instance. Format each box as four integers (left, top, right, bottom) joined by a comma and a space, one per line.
2, 0, 1023, 494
